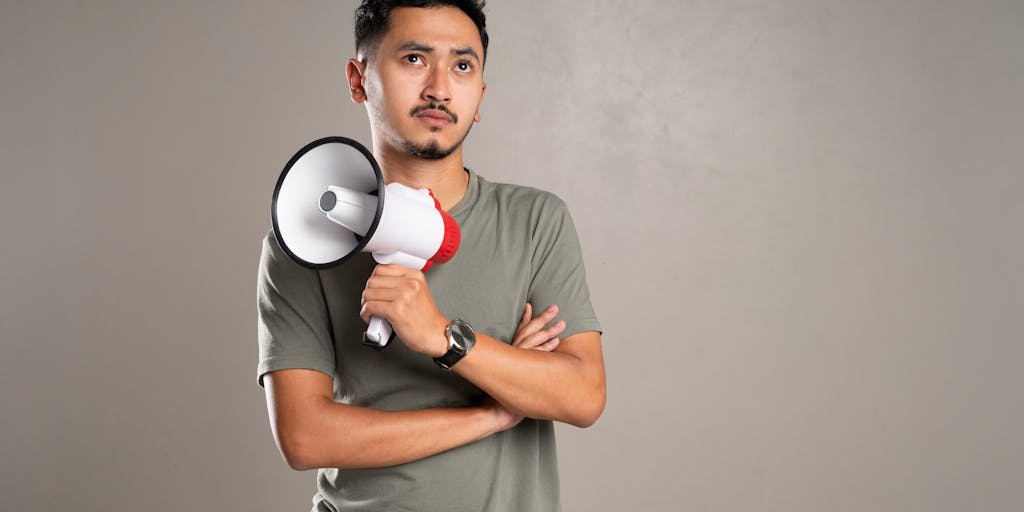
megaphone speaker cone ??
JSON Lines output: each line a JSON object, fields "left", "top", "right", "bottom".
{"left": 271, "top": 137, "right": 384, "bottom": 269}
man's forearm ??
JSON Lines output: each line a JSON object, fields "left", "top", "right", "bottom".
{"left": 282, "top": 399, "right": 495, "bottom": 470}
{"left": 266, "top": 370, "right": 501, "bottom": 471}
{"left": 451, "top": 331, "right": 605, "bottom": 427}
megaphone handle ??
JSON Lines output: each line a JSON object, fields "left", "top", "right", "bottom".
{"left": 363, "top": 315, "right": 395, "bottom": 350}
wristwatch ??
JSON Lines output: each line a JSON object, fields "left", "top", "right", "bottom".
{"left": 433, "top": 319, "right": 476, "bottom": 370}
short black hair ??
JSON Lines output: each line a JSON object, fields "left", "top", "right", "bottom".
{"left": 354, "top": 0, "right": 489, "bottom": 64}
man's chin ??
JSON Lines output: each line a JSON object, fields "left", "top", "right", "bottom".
{"left": 390, "top": 122, "right": 474, "bottom": 161}
{"left": 399, "top": 139, "right": 448, "bottom": 158}
{"left": 400, "top": 137, "right": 461, "bottom": 160}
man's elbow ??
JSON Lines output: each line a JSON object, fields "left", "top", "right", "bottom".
{"left": 557, "top": 334, "right": 606, "bottom": 428}
{"left": 567, "top": 384, "right": 606, "bottom": 428}
{"left": 274, "top": 423, "right": 322, "bottom": 471}
{"left": 284, "top": 451, "right": 318, "bottom": 472}
{"left": 264, "top": 370, "right": 340, "bottom": 471}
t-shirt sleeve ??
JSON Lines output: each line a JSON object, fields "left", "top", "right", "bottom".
{"left": 527, "top": 195, "right": 602, "bottom": 339}
{"left": 255, "top": 231, "right": 336, "bottom": 387}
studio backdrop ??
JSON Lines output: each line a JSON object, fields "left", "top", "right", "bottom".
{"left": 1, "top": 1, "right": 1021, "bottom": 510}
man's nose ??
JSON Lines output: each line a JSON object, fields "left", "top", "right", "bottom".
{"left": 422, "top": 65, "right": 451, "bottom": 103}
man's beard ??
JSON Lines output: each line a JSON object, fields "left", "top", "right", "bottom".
{"left": 399, "top": 122, "right": 474, "bottom": 160}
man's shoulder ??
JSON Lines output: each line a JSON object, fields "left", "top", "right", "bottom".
{"left": 475, "top": 172, "right": 568, "bottom": 214}
{"left": 258, "top": 228, "right": 286, "bottom": 266}
{"left": 259, "top": 228, "right": 302, "bottom": 269}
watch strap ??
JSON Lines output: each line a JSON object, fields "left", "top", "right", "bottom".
{"left": 433, "top": 347, "right": 465, "bottom": 370}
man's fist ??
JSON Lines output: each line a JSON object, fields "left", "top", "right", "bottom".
{"left": 360, "top": 264, "right": 449, "bottom": 357}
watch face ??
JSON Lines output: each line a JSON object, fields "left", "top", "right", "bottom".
{"left": 449, "top": 320, "right": 475, "bottom": 350}
{"left": 436, "top": 319, "right": 476, "bottom": 370}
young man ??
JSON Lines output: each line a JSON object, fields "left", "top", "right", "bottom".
{"left": 256, "top": 1, "right": 605, "bottom": 510}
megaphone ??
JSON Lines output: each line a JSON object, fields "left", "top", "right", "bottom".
{"left": 271, "top": 136, "right": 461, "bottom": 350}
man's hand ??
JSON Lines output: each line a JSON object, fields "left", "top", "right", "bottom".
{"left": 512, "top": 303, "right": 566, "bottom": 352}
{"left": 480, "top": 395, "right": 524, "bottom": 433}
{"left": 360, "top": 264, "right": 449, "bottom": 356}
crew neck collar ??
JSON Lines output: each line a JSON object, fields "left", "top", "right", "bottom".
{"left": 447, "top": 167, "right": 480, "bottom": 221}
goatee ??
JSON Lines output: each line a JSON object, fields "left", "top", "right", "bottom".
{"left": 400, "top": 138, "right": 459, "bottom": 160}
{"left": 401, "top": 122, "right": 474, "bottom": 160}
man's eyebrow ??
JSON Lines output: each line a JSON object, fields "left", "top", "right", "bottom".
{"left": 395, "top": 42, "right": 480, "bottom": 63}
{"left": 452, "top": 46, "right": 480, "bottom": 62}
{"left": 396, "top": 42, "right": 435, "bottom": 54}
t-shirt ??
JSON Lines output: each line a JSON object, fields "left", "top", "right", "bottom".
{"left": 256, "top": 168, "right": 601, "bottom": 512}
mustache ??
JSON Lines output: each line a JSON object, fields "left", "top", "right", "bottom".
{"left": 410, "top": 103, "right": 458, "bottom": 123}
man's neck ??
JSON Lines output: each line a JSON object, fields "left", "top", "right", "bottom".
{"left": 374, "top": 144, "right": 470, "bottom": 212}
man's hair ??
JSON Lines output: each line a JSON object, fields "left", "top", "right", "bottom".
{"left": 354, "top": 0, "right": 489, "bottom": 64}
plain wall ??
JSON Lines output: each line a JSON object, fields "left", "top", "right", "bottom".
{"left": 2, "top": 0, "right": 1022, "bottom": 510}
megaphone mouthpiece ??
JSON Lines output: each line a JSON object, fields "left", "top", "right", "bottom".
{"left": 429, "top": 208, "right": 461, "bottom": 266}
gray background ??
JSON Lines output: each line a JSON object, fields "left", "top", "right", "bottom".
{"left": 2, "top": 0, "right": 1022, "bottom": 510}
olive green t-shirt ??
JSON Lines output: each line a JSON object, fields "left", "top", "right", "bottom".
{"left": 256, "top": 169, "right": 601, "bottom": 512}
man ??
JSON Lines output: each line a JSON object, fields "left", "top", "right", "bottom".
{"left": 256, "top": 1, "right": 605, "bottom": 510}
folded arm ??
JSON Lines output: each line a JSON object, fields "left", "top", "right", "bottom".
{"left": 263, "top": 368, "right": 523, "bottom": 470}
{"left": 455, "top": 329, "right": 605, "bottom": 427}
{"left": 361, "top": 265, "right": 607, "bottom": 428}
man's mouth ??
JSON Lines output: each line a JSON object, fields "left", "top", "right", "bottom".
{"left": 411, "top": 104, "right": 457, "bottom": 124}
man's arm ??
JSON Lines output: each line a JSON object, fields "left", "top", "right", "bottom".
{"left": 262, "top": 303, "right": 561, "bottom": 471}
{"left": 454, "top": 329, "right": 605, "bottom": 428}
{"left": 360, "top": 265, "right": 607, "bottom": 428}
{"left": 264, "top": 368, "right": 522, "bottom": 471}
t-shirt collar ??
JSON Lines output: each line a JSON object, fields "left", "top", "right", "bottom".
{"left": 447, "top": 167, "right": 480, "bottom": 222}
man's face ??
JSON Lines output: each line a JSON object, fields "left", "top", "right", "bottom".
{"left": 359, "top": 6, "right": 486, "bottom": 160}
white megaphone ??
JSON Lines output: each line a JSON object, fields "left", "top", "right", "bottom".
{"left": 271, "top": 136, "right": 461, "bottom": 350}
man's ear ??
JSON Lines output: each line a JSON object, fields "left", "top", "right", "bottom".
{"left": 346, "top": 58, "right": 367, "bottom": 104}
{"left": 475, "top": 82, "right": 487, "bottom": 122}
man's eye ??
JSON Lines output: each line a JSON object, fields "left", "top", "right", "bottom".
{"left": 456, "top": 62, "right": 472, "bottom": 72}
{"left": 405, "top": 55, "right": 421, "bottom": 64}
